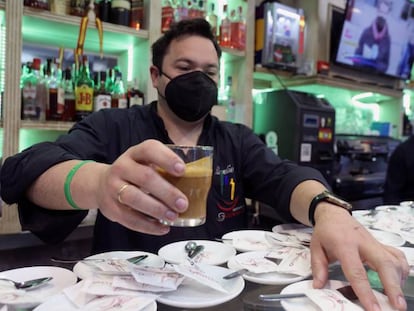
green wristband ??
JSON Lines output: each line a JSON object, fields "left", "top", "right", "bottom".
{"left": 64, "top": 160, "right": 94, "bottom": 210}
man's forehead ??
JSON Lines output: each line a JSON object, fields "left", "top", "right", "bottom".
{"left": 166, "top": 36, "right": 218, "bottom": 60}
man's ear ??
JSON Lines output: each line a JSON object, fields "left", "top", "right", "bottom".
{"left": 149, "top": 65, "right": 160, "bottom": 87}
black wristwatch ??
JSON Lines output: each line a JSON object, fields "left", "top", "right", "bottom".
{"left": 308, "top": 191, "right": 352, "bottom": 226}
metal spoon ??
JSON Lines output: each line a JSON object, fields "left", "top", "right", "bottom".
{"left": 184, "top": 241, "right": 197, "bottom": 256}
{"left": 0, "top": 277, "right": 53, "bottom": 290}
{"left": 259, "top": 284, "right": 359, "bottom": 301}
{"left": 50, "top": 254, "right": 148, "bottom": 265}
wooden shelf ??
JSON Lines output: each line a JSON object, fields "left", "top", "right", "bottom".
{"left": 253, "top": 66, "right": 404, "bottom": 99}
{"left": 23, "top": 8, "right": 148, "bottom": 55}
{"left": 21, "top": 120, "right": 74, "bottom": 131}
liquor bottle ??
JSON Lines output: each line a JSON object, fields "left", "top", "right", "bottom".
{"left": 24, "top": 0, "right": 50, "bottom": 10}
{"left": 62, "top": 68, "right": 76, "bottom": 122}
{"left": 223, "top": 76, "right": 235, "bottom": 122}
{"left": 94, "top": 71, "right": 112, "bottom": 111}
{"left": 111, "top": 69, "right": 128, "bottom": 108}
{"left": 105, "top": 68, "right": 114, "bottom": 94}
{"left": 48, "top": 58, "right": 64, "bottom": 120}
{"left": 128, "top": 78, "right": 144, "bottom": 106}
{"left": 230, "top": 6, "right": 246, "bottom": 50}
{"left": 36, "top": 61, "right": 49, "bottom": 122}
{"left": 99, "top": 0, "right": 111, "bottom": 22}
{"left": 175, "top": 0, "right": 188, "bottom": 22}
{"left": 21, "top": 58, "right": 40, "bottom": 120}
{"left": 111, "top": 0, "right": 131, "bottom": 26}
{"left": 75, "top": 55, "right": 94, "bottom": 121}
{"left": 50, "top": 0, "right": 69, "bottom": 15}
{"left": 205, "top": 2, "right": 218, "bottom": 40}
{"left": 197, "top": 0, "right": 205, "bottom": 18}
{"left": 70, "top": 0, "right": 87, "bottom": 17}
{"left": 130, "top": 0, "right": 144, "bottom": 30}
{"left": 188, "top": 0, "right": 198, "bottom": 19}
{"left": 218, "top": 75, "right": 231, "bottom": 106}
{"left": 219, "top": 4, "right": 231, "bottom": 48}
{"left": 161, "top": 0, "right": 174, "bottom": 33}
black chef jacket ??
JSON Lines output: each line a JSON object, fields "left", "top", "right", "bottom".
{"left": 1, "top": 102, "right": 327, "bottom": 254}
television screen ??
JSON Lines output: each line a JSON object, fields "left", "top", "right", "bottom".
{"left": 335, "top": 0, "right": 414, "bottom": 80}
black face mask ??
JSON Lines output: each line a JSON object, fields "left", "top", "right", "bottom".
{"left": 160, "top": 70, "right": 218, "bottom": 122}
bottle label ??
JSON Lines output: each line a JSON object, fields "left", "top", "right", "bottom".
{"left": 112, "top": 0, "right": 131, "bottom": 9}
{"left": 94, "top": 94, "right": 112, "bottom": 111}
{"left": 161, "top": 6, "right": 174, "bottom": 32}
{"left": 75, "top": 85, "right": 94, "bottom": 112}
{"left": 118, "top": 98, "right": 128, "bottom": 109}
{"left": 57, "top": 87, "right": 65, "bottom": 114}
{"left": 22, "top": 85, "right": 38, "bottom": 119}
{"left": 130, "top": 95, "right": 143, "bottom": 106}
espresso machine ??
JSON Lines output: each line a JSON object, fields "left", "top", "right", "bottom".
{"left": 253, "top": 89, "right": 336, "bottom": 185}
{"left": 333, "top": 134, "right": 401, "bottom": 209}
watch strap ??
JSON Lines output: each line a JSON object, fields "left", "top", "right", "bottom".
{"left": 308, "top": 191, "right": 352, "bottom": 226}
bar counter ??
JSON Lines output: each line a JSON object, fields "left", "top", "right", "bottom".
{"left": 1, "top": 232, "right": 414, "bottom": 310}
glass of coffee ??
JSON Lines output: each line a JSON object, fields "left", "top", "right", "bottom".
{"left": 158, "top": 145, "right": 213, "bottom": 227}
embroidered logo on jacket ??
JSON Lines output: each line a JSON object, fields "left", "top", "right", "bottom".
{"left": 214, "top": 164, "right": 243, "bottom": 221}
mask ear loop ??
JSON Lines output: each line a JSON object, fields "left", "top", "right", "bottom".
{"left": 156, "top": 67, "right": 169, "bottom": 101}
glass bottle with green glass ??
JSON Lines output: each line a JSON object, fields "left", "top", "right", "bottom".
{"left": 75, "top": 55, "right": 94, "bottom": 121}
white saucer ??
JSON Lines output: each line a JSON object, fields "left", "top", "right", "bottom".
{"left": 33, "top": 293, "right": 157, "bottom": 311}
{"left": 158, "top": 240, "right": 236, "bottom": 265}
{"left": 0, "top": 266, "right": 77, "bottom": 309}
{"left": 73, "top": 251, "right": 165, "bottom": 279}
{"left": 397, "top": 247, "right": 414, "bottom": 276}
{"left": 280, "top": 279, "right": 348, "bottom": 311}
{"left": 375, "top": 205, "right": 401, "bottom": 212}
{"left": 221, "top": 230, "right": 273, "bottom": 252}
{"left": 368, "top": 229, "right": 406, "bottom": 247}
{"left": 272, "top": 223, "right": 313, "bottom": 234}
{"left": 227, "top": 251, "right": 311, "bottom": 285}
{"left": 156, "top": 264, "right": 244, "bottom": 308}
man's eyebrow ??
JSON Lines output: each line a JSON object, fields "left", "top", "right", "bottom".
{"left": 174, "top": 58, "right": 218, "bottom": 68}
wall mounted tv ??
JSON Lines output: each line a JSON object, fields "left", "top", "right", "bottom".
{"left": 334, "top": 0, "right": 414, "bottom": 80}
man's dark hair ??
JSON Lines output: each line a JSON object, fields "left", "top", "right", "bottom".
{"left": 152, "top": 18, "right": 222, "bottom": 71}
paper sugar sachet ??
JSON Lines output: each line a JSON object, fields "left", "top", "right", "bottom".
{"left": 265, "top": 232, "right": 307, "bottom": 249}
{"left": 174, "top": 262, "right": 229, "bottom": 293}
{"left": 276, "top": 248, "right": 311, "bottom": 277}
{"left": 114, "top": 274, "right": 177, "bottom": 293}
{"left": 83, "top": 259, "right": 131, "bottom": 274}
{"left": 305, "top": 289, "right": 363, "bottom": 311}
{"left": 235, "top": 256, "right": 279, "bottom": 274}
{"left": 80, "top": 295, "right": 155, "bottom": 311}
{"left": 231, "top": 237, "right": 272, "bottom": 251}
{"left": 130, "top": 265, "right": 184, "bottom": 291}
{"left": 63, "top": 280, "right": 98, "bottom": 307}
{"left": 63, "top": 277, "right": 158, "bottom": 310}
{"left": 0, "top": 281, "right": 27, "bottom": 304}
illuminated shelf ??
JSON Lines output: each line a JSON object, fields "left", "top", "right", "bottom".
{"left": 253, "top": 67, "right": 404, "bottom": 99}
{"left": 21, "top": 120, "right": 74, "bottom": 131}
{"left": 221, "top": 47, "right": 246, "bottom": 61}
{"left": 22, "top": 8, "right": 149, "bottom": 55}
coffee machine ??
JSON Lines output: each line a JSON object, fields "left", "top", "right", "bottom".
{"left": 253, "top": 89, "right": 336, "bottom": 185}
{"left": 333, "top": 134, "right": 401, "bottom": 209}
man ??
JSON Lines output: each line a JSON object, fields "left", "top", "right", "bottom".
{"left": 1, "top": 19, "right": 408, "bottom": 311}
{"left": 384, "top": 134, "right": 414, "bottom": 204}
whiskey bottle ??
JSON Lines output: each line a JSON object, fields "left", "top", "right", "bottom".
{"left": 111, "top": 70, "right": 127, "bottom": 108}
{"left": 94, "top": 71, "right": 112, "bottom": 111}
{"left": 128, "top": 78, "right": 144, "bottom": 106}
{"left": 62, "top": 68, "right": 76, "bottom": 122}
{"left": 75, "top": 55, "right": 94, "bottom": 121}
